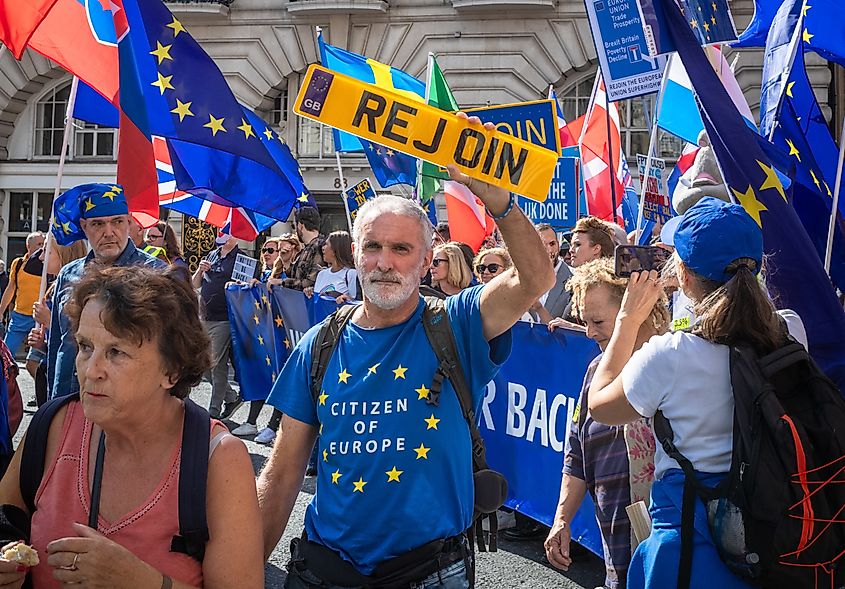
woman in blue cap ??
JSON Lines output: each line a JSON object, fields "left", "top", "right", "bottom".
{"left": 584, "top": 197, "right": 798, "bottom": 589}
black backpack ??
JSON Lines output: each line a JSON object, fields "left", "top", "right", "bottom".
{"left": 18, "top": 393, "right": 212, "bottom": 562}
{"left": 309, "top": 297, "right": 508, "bottom": 552}
{"left": 654, "top": 340, "right": 845, "bottom": 589}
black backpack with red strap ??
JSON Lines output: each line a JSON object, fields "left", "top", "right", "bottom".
{"left": 654, "top": 340, "right": 845, "bottom": 589}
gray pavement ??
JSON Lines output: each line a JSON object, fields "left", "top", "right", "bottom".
{"left": 14, "top": 369, "right": 604, "bottom": 589}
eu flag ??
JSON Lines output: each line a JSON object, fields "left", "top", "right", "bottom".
{"left": 643, "top": 0, "right": 737, "bottom": 54}
{"left": 734, "top": 0, "right": 845, "bottom": 67}
{"left": 655, "top": 0, "right": 845, "bottom": 387}
{"left": 118, "top": 0, "right": 301, "bottom": 224}
{"left": 226, "top": 284, "right": 291, "bottom": 401}
{"left": 362, "top": 141, "right": 417, "bottom": 188}
{"left": 317, "top": 31, "right": 426, "bottom": 153}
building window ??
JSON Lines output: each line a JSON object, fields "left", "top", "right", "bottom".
{"left": 5, "top": 190, "right": 53, "bottom": 261}
{"left": 557, "top": 76, "right": 682, "bottom": 160}
{"left": 34, "top": 82, "right": 116, "bottom": 160}
{"left": 297, "top": 117, "right": 335, "bottom": 158}
{"left": 272, "top": 89, "right": 288, "bottom": 126}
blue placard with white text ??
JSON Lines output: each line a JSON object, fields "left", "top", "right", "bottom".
{"left": 584, "top": 0, "right": 666, "bottom": 101}
{"left": 519, "top": 157, "right": 579, "bottom": 229}
{"left": 467, "top": 100, "right": 561, "bottom": 154}
{"left": 344, "top": 178, "right": 377, "bottom": 222}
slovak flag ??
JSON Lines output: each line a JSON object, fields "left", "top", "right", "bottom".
{"left": 153, "top": 136, "right": 274, "bottom": 241}
{"left": 579, "top": 81, "right": 626, "bottom": 226}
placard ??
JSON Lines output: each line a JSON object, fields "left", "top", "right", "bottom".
{"left": 636, "top": 154, "right": 672, "bottom": 222}
{"left": 344, "top": 178, "right": 377, "bottom": 222}
{"left": 583, "top": 0, "right": 666, "bottom": 101}
{"left": 467, "top": 100, "right": 561, "bottom": 154}
{"left": 519, "top": 157, "right": 580, "bottom": 229}
{"left": 293, "top": 64, "right": 559, "bottom": 202}
{"left": 231, "top": 253, "right": 258, "bottom": 284}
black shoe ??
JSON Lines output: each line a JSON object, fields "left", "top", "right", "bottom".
{"left": 219, "top": 398, "right": 243, "bottom": 420}
{"left": 501, "top": 522, "right": 547, "bottom": 541}
{"left": 26, "top": 400, "right": 37, "bottom": 408}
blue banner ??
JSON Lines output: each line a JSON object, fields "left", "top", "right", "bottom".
{"left": 344, "top": 178, "right": 378, "bottom": 223}
{"left": 518, "top": 157, "right": 579, "bottom": 230}
{"left": 467, "top": 100, "right": 561, "bottom": 154}
{"left": 227, "top": 288, "right": 604, "bottom": 555}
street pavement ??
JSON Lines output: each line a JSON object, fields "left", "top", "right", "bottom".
{"left": 14, "top": 369, "right": 604, "bottom": 589}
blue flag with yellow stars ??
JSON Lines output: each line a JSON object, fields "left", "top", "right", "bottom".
{"left": 119, "top": 0, "right": 301, "bottom": 221}
{"left": 735, "top": 0, "right": 845, "bottom": 66}
{"left": 51, "top": 183, "right": 128, "bottom": 246}
{"left": 225, "top": 284, "right": 292, "bottom": 402}
{"left": 656, "top": 0, "right": 845, "bottom": 387}
{"left": 644, "top": 0, "right": 737, "bottom": 53}
{"left": 317, "top": 31, "right": 426, "bottom": 153}
{"left": 767, "top": 45, "right": 845, "bottom": 292}
{"left": 362, "top": 141, "right": 418, "bottom": 188}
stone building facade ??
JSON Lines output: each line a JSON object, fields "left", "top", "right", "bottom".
{"left": 0, "top": 0, "right": 841, "bottom": 260}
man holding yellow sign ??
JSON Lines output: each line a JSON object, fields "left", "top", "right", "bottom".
{"left": 294, "top": 64, "right": 559, "bottom": 202}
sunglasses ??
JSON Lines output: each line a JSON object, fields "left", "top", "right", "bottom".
{"left": 261, "top": 247, "right": 278, "bottom": 254}
{"left": 431, "top": 258, "right": 449, "bottom": 267}
{"left": 476, "top": 263, "right": 501, "bottom": 274}
{"left": 147, "top": 234, "right": 163, "bottom": 240}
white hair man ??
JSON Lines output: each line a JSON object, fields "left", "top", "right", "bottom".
{"left": 257, "top": 149, "right": 555, "bottom": 587}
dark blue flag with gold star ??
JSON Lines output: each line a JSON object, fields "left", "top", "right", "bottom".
{"left": 361, "top": 141, "right": 418, "bottom": 188}
{"left": 656, "top": 0, "right": 845, "bottom": 386}
{"left": 226, "top": 284, "right": 291, "bottom": 401}
{"left": 642, "top": 0, "right": 737, "bottom": 54}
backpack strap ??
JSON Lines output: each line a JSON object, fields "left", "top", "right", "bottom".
{"left": 170, "top": 398, "right": 211, "bottom": 562}
{"left": 19, "top": 393, "right": 80, "bottom": 514}
{"left": 309, "top": 304, "right": 359, "bottom": 403}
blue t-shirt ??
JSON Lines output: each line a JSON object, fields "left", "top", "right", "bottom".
{"left": 267, "top": 286, "right": 511, "bottom": 574}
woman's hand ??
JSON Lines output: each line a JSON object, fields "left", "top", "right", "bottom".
{"left": 267, "top": 278, "right": 282, "bottom": 287}
{"left": 32, "top": 301, "right": 50, "bottom": 326}
{"left": 0, "top": 558, "right": 29, "bottom": 588}
{"left": 47, "top": 524, "right": 161, "bottom": 589}
{"left": 303, "top": 287, "right": 314, "bottom": 298}
{"left": 618, "top": 270, "right": 663, "bottom": 328}
{"left": 335, "top": 294, "right": 351, "bottom": 305}
{"left": 544, "top": 519, "right": 572, "bottom": 571}
{"left": 27, "top": 328, "right": 46, "bottom": 352}
{"left": 547, "top": 318, "right": 586, "bottom": 333}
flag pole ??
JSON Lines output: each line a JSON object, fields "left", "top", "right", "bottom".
{"left": 636, "top": 53, "right": 672, "bottom": 243}
{"left": 604, "top": 91, "right": 619, "bottom": 225}
{"left": 824, "top": 117, "right": 845, "bottom": 274}
{"left": 577, "top": 70, "right": 602, "bottom": 147}
{"left": 335, "top": 150, "right": 354, "bottom": 231}
{"left": 39, "top": 75, "right": 80, "bottom": 303}
{"left": 766, "top": 2, "right": 806, "bottom": 142}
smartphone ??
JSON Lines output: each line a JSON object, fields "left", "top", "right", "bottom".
{"left": 614, "top": 245, "right": 670, "bottom": 278}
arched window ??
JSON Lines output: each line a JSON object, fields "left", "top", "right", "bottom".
{"left": 558, "top": 74, "right": 683, "bottom": 160}
{"left": 34, "top": 82, "right": 116, "bottom": 159}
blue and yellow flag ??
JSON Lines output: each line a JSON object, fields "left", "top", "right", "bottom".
{"left": 656, "top": 0, "right": 845, "bottom": 387}
{"left": 361, "top": 141, "right": 417, "bottom": 188}
{"left": 317, "top": 31, "right": 425, "bottom": 153}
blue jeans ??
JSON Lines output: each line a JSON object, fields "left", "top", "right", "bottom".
{"left": 3, "top": 311, "right": 35, "bottom": 357}
{"left": 284, "top": 559, "right": 470, "bottom": 589}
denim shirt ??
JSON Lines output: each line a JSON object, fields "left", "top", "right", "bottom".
{"left": 47, "top": 240, "right": 166, "bottom": 399}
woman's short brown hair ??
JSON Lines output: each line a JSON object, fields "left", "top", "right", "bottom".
{"left": 65, "top": 266, "right": 211, "bottom": 399}
{"left": 573, "top": 216, "right": 616, "bottom": 258}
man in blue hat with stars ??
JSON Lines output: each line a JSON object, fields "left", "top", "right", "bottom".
{"left": 46, "top": 183, "right": 166, "bottom": 399}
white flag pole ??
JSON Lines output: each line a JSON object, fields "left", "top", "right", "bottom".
{"left": 577, "top": 70, "right": 602, "bottom": 148}
{"left": 335, "top": 150, "right": 354, "bottom": 231}
{"left": 39, "top": 75, "right": 80, "bottom": 304}
{"left": 635, "top": 53, "right": 672, "bottom": 245}
{"left": 824, "top": 117, "right": 845, "bottom": 274}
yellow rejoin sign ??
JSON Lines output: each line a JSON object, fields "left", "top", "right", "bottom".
{"left": 293, "top": 64, "right": 558, "bottom": 202}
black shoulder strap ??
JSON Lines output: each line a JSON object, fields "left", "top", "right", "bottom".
{"left": 170, "top": 398, "right": 211, "bottom": 562}
{"left": 19, "top": 393, "right": 80, "bottom": 514}
{"left": 420, "top": 296, "right": 490, "bottom": 474}
{"left": 309, "top": 304, "right": 359, "bottom": 403}
{"left": 10, "top": 257, "right": 22, "bottom": 286}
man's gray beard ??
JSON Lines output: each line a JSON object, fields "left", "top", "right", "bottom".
{"left": 357, "top": 259, "right": 424, "bottom": 310}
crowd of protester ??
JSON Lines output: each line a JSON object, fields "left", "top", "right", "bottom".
{"left": 0, "top": 171, "right": 840, "bottom": 589}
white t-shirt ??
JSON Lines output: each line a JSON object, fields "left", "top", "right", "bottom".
{"left": 622, "top": 315, "right": 806, "bottom": 479}
{"left": 314, "top": 267, "right": 357, "bottom": 299}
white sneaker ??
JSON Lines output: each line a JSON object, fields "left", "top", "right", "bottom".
{"left": 254, "top": 427, "right": 276, "bottom": 445}
{"left": 231, "top": 422, "right": 258, "bottom": 437}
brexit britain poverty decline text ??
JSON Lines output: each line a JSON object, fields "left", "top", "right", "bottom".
{"left": 293, "top": 64, "right": 559, "bottom": 202}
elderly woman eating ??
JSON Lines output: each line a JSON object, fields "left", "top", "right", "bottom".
{"left": 0, "top": 266, "right": 263, "bottom": 589}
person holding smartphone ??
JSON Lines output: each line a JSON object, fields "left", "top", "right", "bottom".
{"left": 313, "top": 231, "right": 357, "bottom": 303}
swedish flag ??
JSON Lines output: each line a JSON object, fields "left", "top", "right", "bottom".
{"left": 317, "top": 31, "right": 425, "bottom": 152}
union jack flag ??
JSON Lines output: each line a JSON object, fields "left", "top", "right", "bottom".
{"left": 153, "top": 136, "right": 274, "bottom": 241}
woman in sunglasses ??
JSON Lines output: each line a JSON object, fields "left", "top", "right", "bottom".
{"left": 473, "top": 247, "right": 512, "bottom": 285}
{"left": 430, "top": 243, "right": 473, "bottom": 296}
{"left": 259, "top": 238, "right": 283, "bottom": 281}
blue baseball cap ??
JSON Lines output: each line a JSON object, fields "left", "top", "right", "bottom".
{"left": 669, "top": 196, "right": 763, "bottom": 283}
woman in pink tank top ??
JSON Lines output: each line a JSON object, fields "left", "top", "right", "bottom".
{"left": 0, "top": 265, "right": 263, "bottom": 589}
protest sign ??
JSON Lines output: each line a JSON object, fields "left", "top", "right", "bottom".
{"left": 231, "top": 253, "right": 258, "bottom": 284}
{"left": 467, "top": 100, "right": 561, "bottom": 153}
{"left": 293, "top": 64, "right": 558, "bottom": 202}
{"left": 583, "top": 0, "right": 666, "bottom": 101}
{"left": 344, "top": 178, "right": 377, "bottom": 222}
{"left": 636, "top": 154, "right": 672, "bottom": 222}
{"left": 519, "top": 157, "right": 579, "bottom": 229}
